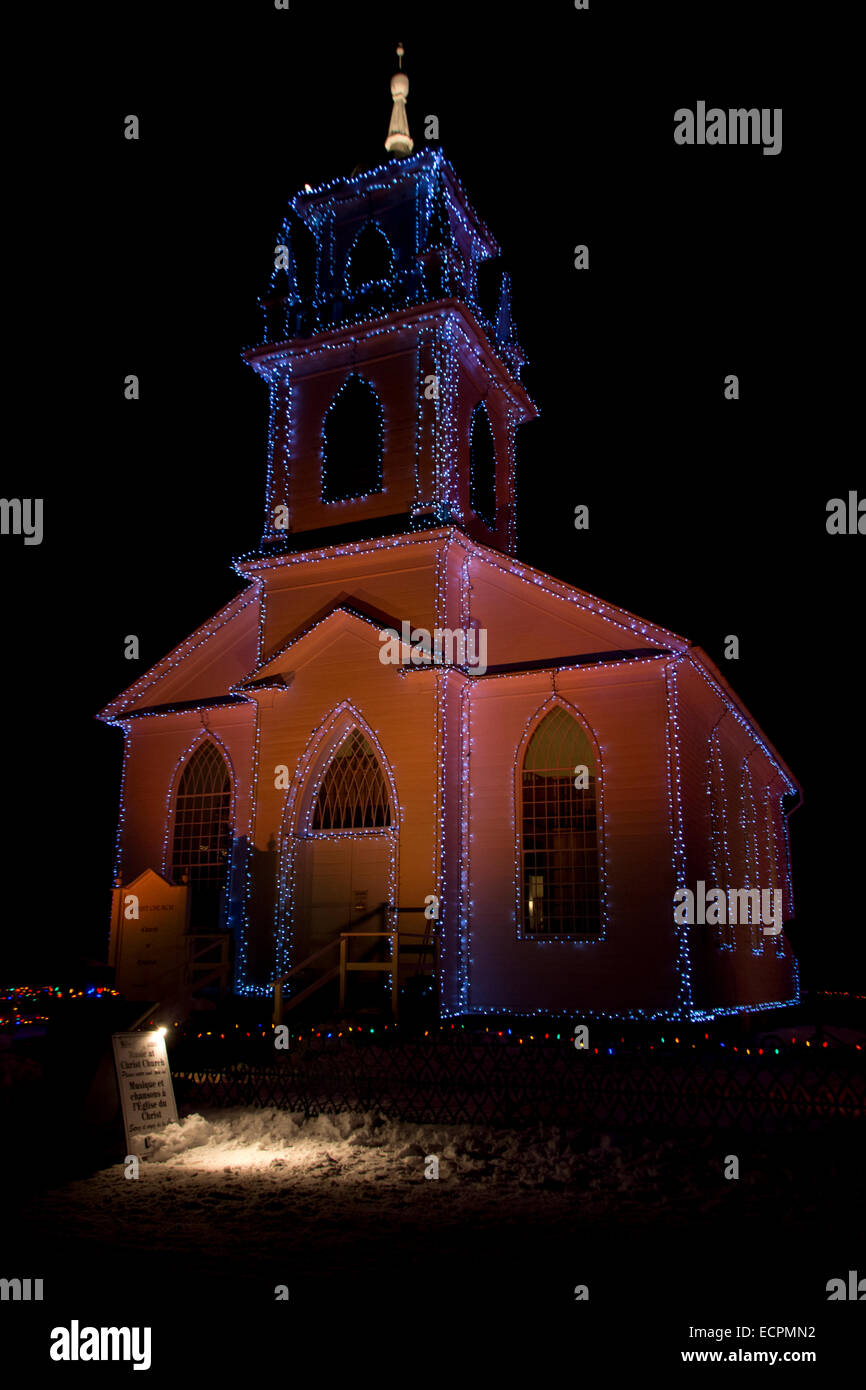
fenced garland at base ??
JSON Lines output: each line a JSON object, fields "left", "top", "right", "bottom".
{"left": 170, "top": 1038, "right": 864, "bottom": 1132}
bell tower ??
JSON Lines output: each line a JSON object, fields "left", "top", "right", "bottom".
{"left": 243, "top": 46, "right": 537, "bottom": 558}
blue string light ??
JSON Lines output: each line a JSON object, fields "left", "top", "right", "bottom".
{"left": 99, "top": 139, "right": 800, "bottom": 1022}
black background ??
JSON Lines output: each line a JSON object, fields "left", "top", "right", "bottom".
{"left": 1, "top": 1, "right": 862, "bottom": 1376}
{"left": 2, "top": 4, "right": 860, "bottom": 986}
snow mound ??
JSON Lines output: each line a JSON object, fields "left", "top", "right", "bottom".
{"left": 145, "top": 1113, "right": 214, "bottom": 1159}
{"left": 144, "top": 1108, "right": 392, "bottom": 1170}
{"left": 138, "top": 1107, "right": 598, "bottom": 1189}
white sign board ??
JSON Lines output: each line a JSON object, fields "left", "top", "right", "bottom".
{"left": 112, "top": 1031, "right": 178, "bottom": 1155}
{"left": 110, "top": 869, "right": 188, "bottom": 1001}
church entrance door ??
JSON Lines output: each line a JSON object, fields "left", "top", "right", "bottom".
{"left": 294, "top": 833, "right": 391, "bottom": 961}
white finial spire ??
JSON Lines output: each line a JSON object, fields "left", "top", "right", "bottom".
{"left": 385, "top": 42, "right": 413, "bottom": 156}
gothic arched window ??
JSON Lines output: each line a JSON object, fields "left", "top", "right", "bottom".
{"left": 171, "top": 740, "right": 232, "bottom": 930}
{"left": 476, "top": 259, "right": 503, "bottom": 326}
{"left": 469, "top": 401, "right": 497, "bottom": 527}
{"left": 313, "top": 729, "right": 392, "bottom": 830}
{"left": 322, "top": 374, "right": 384, "bottom": 502}
{"left": 346, "top": 221, "right": 393, "bottom": 292}
{"left": 521, "top": 707, "right": 601, "bottom": 935}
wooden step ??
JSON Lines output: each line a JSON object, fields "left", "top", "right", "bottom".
{"left": 282, "top": 964, "right": 340, "bottom": 1014}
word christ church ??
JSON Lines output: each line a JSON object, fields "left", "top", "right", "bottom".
{"left": 100, "top": 52, "right": 800, "bottom": 1022}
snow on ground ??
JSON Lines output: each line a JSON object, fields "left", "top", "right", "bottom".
{"left": 24, "top": 1107, "right": 816, "bottom": 1263}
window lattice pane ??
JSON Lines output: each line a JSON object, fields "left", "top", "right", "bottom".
{"left": 313, "top": 730, "right": 391, "bottom": 830}
{"left": 522, "top": 708, "right": 601, "bottom": 935}
{"left": 172, "top": 743, "right": 231, "bottom": 927}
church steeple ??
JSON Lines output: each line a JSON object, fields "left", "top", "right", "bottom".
{"left": 384, "top": 43, "right": 413, "bottom": 157}
{"left": 244, "top": 67, "right": 537, "bottom": 559}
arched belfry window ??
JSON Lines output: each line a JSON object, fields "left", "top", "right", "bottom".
{"left": 285, "top": 211, "right": 316, "bottom": 300}
{"left": 322, "top": 374, "right": 384, "bottom": 503}
{"left": 469, "top": 401, "right": 497, "bottom": 527}
{"left": 521, "top": 707, "right": 601, "bottom": 936}
{"left": 312, "top": 729, "right": 391, "bottom": 830}
{"left": 346, "top": 221, "right": 393, "bottom": 292}
{"left": 171, "top": 741, "right": 232, "bottom": 929}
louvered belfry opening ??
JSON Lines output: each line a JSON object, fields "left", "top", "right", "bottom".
{"left": 522, "top": 707, "right": 601, "bottom": 935}
{"left": 312, "top": 729, "right": 392, "bottom": 830}
{"left": 286, "top": 210, "right": 316, "bottom": 301}
{"left": 172, "top": 740, "right": 232, "bottom": 929}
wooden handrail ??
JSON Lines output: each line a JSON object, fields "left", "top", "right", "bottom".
{"left": 330, "top": 903, "right": 389, "bottom": 930}
{"left": 269, "top": 916, "right": 397, "bottom": 988}
{"left": 280, "top": 965, "right": 341, "bottom": 1013}
{"left": 269, "top": 936, "right": 340, "bottom": 988}
{"left": 271, "top": 903, "right": 436, "bottom": 1024}
{"left": 338, "top": 931, "right": 395, "bottom": 938}
{"left": 187, "top": 933, "right": 231, "bottom": 996}
{"left": 188, "top": 935, "right": 230, "bottom": 964}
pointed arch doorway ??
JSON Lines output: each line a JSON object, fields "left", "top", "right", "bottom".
{"left": 290, "top": 725, "right": 397, "bottom": 966}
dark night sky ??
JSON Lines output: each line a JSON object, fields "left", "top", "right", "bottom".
{"left": 3, "top": 3, "right": 860, "bottom": 988}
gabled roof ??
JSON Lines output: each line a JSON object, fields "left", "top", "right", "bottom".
{"left": 233, "top": 603, "right": 403, "bottom": 689}
{"left": 459, "top": 533, "right": 692, "bottom": 655}
{"left": 97, "top": 527, "right": 797, "bottom": 796}
{"left": 457, "top": 535, "right": 798, "bottom": 789}
{"left": 234, "top": 599, "right": 405, "bottom": 688}
{"left": 97, "top": 585, "right": 260, "bottom": 723}
{"left": 687, "top": 648, "right": 800, "bottom": 793}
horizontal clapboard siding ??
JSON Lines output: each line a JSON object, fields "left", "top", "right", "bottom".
{"left": 462, "top": 663, "right": 678, "bottom": 1015}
